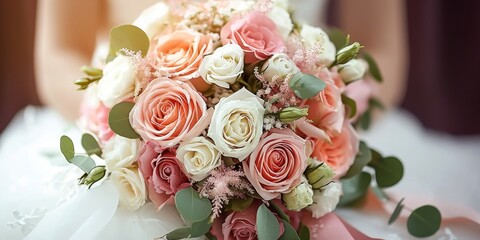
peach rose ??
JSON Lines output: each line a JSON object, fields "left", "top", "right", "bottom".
{"left": 303, "top": 70, "right": 345, "bottom": 135}
{"left": 130, "top": 78, "right": 207, "bottom": 147}
{"left": 149, "top": 30, "right": 213, "bottom": 90}
{"left": 310, "top": 123, "right": 359, "bottom": 178}
{"left": 243, "top": 128, "right": 307, "bottom": 200}
{"left": 221, "top": 11, "right": 285, "bottom": 63}
{"left": 138, "top": 142, "right": 190, "bottom": 210}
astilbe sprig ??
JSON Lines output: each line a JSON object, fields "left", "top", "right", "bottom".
{"left": 199, "top": 164, "right": 255, "bottom": 220}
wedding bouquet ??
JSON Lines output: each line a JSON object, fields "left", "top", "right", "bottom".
{"left": 57, "top": 0, "right": 440, "bottom": 239}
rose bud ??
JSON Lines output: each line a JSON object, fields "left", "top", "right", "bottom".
{"left": 336, "top": 42, "right": 362, "bottom": 65}
{"left": 305, "top": 159, "right": 335, "bottom": 190}
{"left": 278, "top": 107, "right": 308, "bottom": 123}
{"left": 282, "top": 177, "right": 314, "bottom": 211}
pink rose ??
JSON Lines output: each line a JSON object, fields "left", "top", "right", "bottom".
{"left": 149, "top": 30, "right": 213, "bottom": 91}
{"left": 130, "top": 78, "right": 207, "bottom": 147}
{"left": 310, "top": 123, "right": 359, "bottom": 178}
{"left": 243, "top": 129, "right": 307, "bottom": 200}
{"left": 138, "top": 142, "right": 190, "bottom": 209}
{"left": 343, "top": 78, "right": 376, "bottom": 120}
{"left": 211, "top": 202, "right": 284, "bottom": 240}
{"left": 80, "top": 97, "right": 114, "bottom": 144}
{"left": 302, "top": 70, "right": 345, "bottom": 135}
{"left": 221, "top": 11, "right": 285, "bottom": 63}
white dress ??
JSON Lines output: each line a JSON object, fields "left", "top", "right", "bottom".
{"left": 1, "top": 0, "right": 479, "bottom": 239}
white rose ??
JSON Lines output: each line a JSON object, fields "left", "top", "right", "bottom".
{"left": 338, "top": 59, "right": 368, "bottom": 83}
{"left": 300, "top": 24, "right": 336, "bottom": 66}
{"left": 103, "top": 135, "right": 141, "bottom": 171}
{"left": 208, "top": 88, "right": 264, "bottom": 161}
{"left": 132, "top": 2, "right": 171, "bottom": 39}
{"left": 176, "top": 137, "right": 222, "bottom": 181}
{"left": 267, "top": 7, "right": 293, "bottom": 40}
{"left": 272, "top": 0, "right": 289, "bottom": 10}
{"left": 282, "top": 177, "right": 314, "bottom": 211}
{"left": 308, "top": 182, "right": 342, "bottom": 218}
{"left": 261, "top": 53, "right": 299, "bottom": 83}
{"left": 97, "top": 55, "right": 137, "bottom": 107}
{"left": 199, "top": 44, "right": 244, "bottom": 88}
{"left": 227, "top": 0, "right": 255, "bottom": 14}
{"left": 111, "top": 167, "right": 146, "bottom": 211}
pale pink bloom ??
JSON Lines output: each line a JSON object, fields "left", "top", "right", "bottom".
{"left": 137, "top": 142, "right": 190, "bottom": 210}
{"left": 130, "top": 78, "right": 207, "bottom": 147}
{"left": 310, "top": 123, "right": 359, "bottom": 178}
{"left": 221, "top": 11, "right": 285, "bottom": 63}
{"left": 243, "top": 128, "right": 307, "bottom": 200}
{"left": 344, "top": 78, "right": 376, "bottom": 120}
{"left": 80, "top": 98, "right": 114, "bottom": 144}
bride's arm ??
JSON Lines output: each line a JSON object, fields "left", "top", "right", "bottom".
{"left": 335, "top": 0, "right": 408, "bottom": 108}
{"left": 35, "top": 0, "right": 100, "bottom": 120}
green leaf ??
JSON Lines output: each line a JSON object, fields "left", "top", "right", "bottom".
{"left": 164, "top": 227, "right": 192, "bottom": 240}
{"left": 226, "top": 197, "right": 253, "bottom": 212}
{"left": 106, "top": 24, "right": 149, "bottom": 62}
{"left": 205, "top": 233, "right": 218, "bottom": 240}
{"left": 338, "top": 172, "right": 371, "bottom": 206}
{"left": 257, "top": 204, "right": 280, "bottom": 240}
{"left": 298, "top": 222, "right": 310, "bottom": 240}
{"left": 80, "top": 65, "right": 103, "bottom": 77}
{"left": 60, "top": 135, "right": 75, "bottom": 160}
{"left": 343, "top": 141, "right": 371, "bottom": 179}
{"left": 407, "top": 205, "right": 442, "bottom": 238}
{"left": 108, "top": 102, "right": 140, "bottom": 139}
{"left": 269, "top": 201, "right": 290, "bottom": 223}
{"left": 81, "top": 133, "right": 103, "bottom": 157}
{"left": 175, "top": 187, "right": 212, "bottom": 223}
{"left": 279, "top": 219, "right": 300, "bottom": 240}
{"left": 369, "top": 98, "right": 385, "bottom": 110}
{"left": 68, "top": 155, "right": 96, "bottom": 174}
{"left": 358, "top": 109, "right": 372, "bottom": 130}
{"left": 191, "top": 218, "right": 212, "bottom": 237}
{"left": 328, "top": 28, "right": 349, "bottom": 50}
{"left": 389, "top": 198, "right": 405, "bottom": 225}
{"left": 289, "top": 73, "right": 326, "bottom": 99}
{"left": 369, "top": 156, "right": 404, "bottom": 188}
{"left": 362, "top": 52, "right": 383, "bottom": 82}
{"left": 341, "top": 94, "right": 357, "bottom": 119}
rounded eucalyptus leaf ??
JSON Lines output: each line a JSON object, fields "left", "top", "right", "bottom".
{"left": 371, "top": 156, "right": 404, "bottom": 188}
{"left": 108, "top": 102, "right": 140, "bottom": 139}
{"left": 256, "top": 204, "right": 280, "bottom": 240}
{"left": 175, "top": 187, "right": 212, "bottom": 223}
{"left": 388, "top": 198, "right": 405, "bottom": 225}
{"left": 279, "top": 219, "right": 300, "bottom": 240}
{"left": 106, "top": 25, "right": 149, "bottom": 62}
{"left": 407, "top": 205, "right": 442, "bottom": 238}
{"left": 81, "top": 133, "right": 102, "bottom": 157}
{"left": 338, "top": 172, "right": 371, "bottom": 206}
{"left": 60, "top": 135, "right": 75, "bottom": 160}
{"left": 343, "top": 141, "right": 371, "bottom": 179}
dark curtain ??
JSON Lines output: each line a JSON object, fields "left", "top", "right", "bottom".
{"left": 0, "top": 0, "right": 40, "bottom": 132}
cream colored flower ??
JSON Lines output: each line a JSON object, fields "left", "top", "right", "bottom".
{"left": 199, "top": 44, "right": 244, "bottom": 88}
{"left": 176, "top": 137, "right": 222, "bottom": 181}
{"left": 208, "top": 88, "right": 264, "bottom": 161}
{"left": 308, "top": 182, "right": 342, "bottom": 218}
{"left": 111, "top": 167, "right": 147, "bottom": 211}
{"left": 132, "top": 2, "right": 171, "bottom": 39}
{"left": 97, "top": 55, "right": 136, "bottom": 107}
{"left": 338, "top": 59, "right": 368, "bottom": 83}
{"left": 267, "top": 7, "right": 293, "bottom": 40}
{"left": 261, "top": 53, "right": 299, "bottom": 84}
{"left": 300, "top": 24, "right": 336, "bottom": 66}
{"left": 103, "top": 135, "right": 141, "bottom": 171}
{"left": 282, "top": 177, "right": 314, "bottom": 211}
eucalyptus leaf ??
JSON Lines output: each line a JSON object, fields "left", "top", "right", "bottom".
{"left": 108, "top": 102, "right": 140, "bottom": 139}
{"left": 191, "top": 217, "right": 212, "bottom": 237}
{"left": 369, "top": 156, "right": 404, "bottom": 188}
{"left": 175, "top": 187, "right": 212, "bottom": 223}
{"left": 256, "top": 204, "right": 280, "bottom": 240}
{"left": 226, "top": 197, "right": 253, "bottom": 212}
{"left": 269, "top": 201, "right": 290, "bottom": 223}
{"left": 81, "top": 133, "right": 103, "bottom": 157}
{"left": 298, "top": 222, "right": 310, "bottom": 240}
{"left": 407, "top": 205, "right": 442, "bottom": 238}
{"left": 363, "top": 52, "right": 383, "bottom": 82}
{"left": 358, "top": 109, "right": 372, "bottom": 130}
{"left": 289, "top": 73, "right": 326, "bottom": 99}
{"left": 106, "top": 24, "right": 149, "bottom": 62}
{"left": 389, "top": 198, "right": 405, "bottom": 225}
{"left": 328, "top": 28, "right": 349, "bottom": 50}
{"left": 60, "top": 135, "right": 75, "bottom": 160}
{"left": 68, "top": 155, "right": 96, "bottom": 174}
{"left": 338, "top": 172, "right": 371, "bottom": 206}
{"left": 341, "top": 94, "right": 357, "bottom": 119}
{"left": 164, "top": 227, "right": 192, "bottom": 240}
{"left": 279, "top": 219, "right": 300, "bottom": 240}
{"left": 343, "top": 141, "right": 371, "bottom": 179}
{"left": 369, "top": 98, "right": 385, "bottom": 110}
{"left": 205, "top": 233, "right": 218, "bottom": 240}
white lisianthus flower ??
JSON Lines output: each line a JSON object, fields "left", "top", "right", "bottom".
{"left": 267, "top": 7, "right": 293, "bottom": 40}
{"left": 208, "top": 88, "right": 264, "bottom": 161}
{"left": 308, "top": 182, "right": 343, "bottom": 218}
{"left": 176, "top": 137, "right": 222, "bottom": 181}
{"left": 103, "top": 135, "right": 141, "bottom": 171}
{"left": 282, "top": 177, "right": 314, "bottom": 211}
{"left": 132, "top": 2, "right": 171, "bottom": 39}
{"left": 261, "top": 53, "right": 299, "bottom": 83}
{"left": 198, "top": 44, "right": 244, "bottom": 88}
{"left": 338, "top": 59, "right": 368, "bottom": 83}
{"left": 111, "top": 167, "right": 146, "bottom": 211}
{"left": 97, "top": 55, "right": 137, "bottom": 107}
{"left": 300, "top": 24, "right": 337, "bottom": 66}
